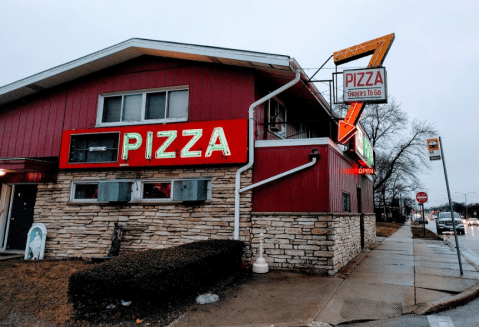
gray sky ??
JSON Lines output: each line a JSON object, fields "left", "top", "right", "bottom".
{"left": 1, "top": 0, "right": 478, "bottom": 208}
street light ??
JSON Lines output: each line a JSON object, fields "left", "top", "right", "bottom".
{"left": 455, "top": 192, "right": 475, "bottom": 219}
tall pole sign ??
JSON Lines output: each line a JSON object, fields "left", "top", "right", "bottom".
{"left": 430, "top": 137, "right": 463, "bottom": 274}
{"left": 333, "top": 33, "right": 395, "bottom": 144}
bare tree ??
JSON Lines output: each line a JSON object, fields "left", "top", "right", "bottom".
{"left": 334, "top": 97, "right": 438, "bottom": 209}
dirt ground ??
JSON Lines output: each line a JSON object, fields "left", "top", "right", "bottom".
{"left": 411, "top": 226, "right": 443, "bottom": 240}
{"left": 376, "top": 221, "right": 403, "bottom": 237}
{"left": 0, "top": 259, "right": 248, "bottom": 327}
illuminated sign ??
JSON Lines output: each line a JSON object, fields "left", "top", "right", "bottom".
{"left": 427, "top": 138, "right": 441, "bottom": 161}
{"left": 345, "top": 167, "right": 375, "bottom": 175}
{"left": 60, "top": 119, "right": 248, "bottom": 169}
{"left": 343, "top": 67, "right": 387, "bottom": 104}
{"left": 349, "top": 125, "right": 374, "bottom": 168}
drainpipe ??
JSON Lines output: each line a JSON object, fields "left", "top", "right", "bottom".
{"left": 233, "top": 68, "right": 301, "bottom": 240}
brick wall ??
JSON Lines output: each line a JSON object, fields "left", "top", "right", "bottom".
{"left": 250, "top": 212, "right": 376, "bottom": 276}
{"left": 33, "top": 167, "right": 252, "bottom": 259}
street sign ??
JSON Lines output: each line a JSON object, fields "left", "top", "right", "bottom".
{"left": 416, "top": 192, "right": 428, "bottom": 203}
{"left": 427, "top": 138, "right": 441, "bottom": 161}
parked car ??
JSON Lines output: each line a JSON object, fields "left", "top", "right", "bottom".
{"left": 436, "top": 212, "right": 465, "bottom": 235}
{"left": 467, "top": 218, "right": 479, "bottom": 226}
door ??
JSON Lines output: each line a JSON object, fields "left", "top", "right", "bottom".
{"left": 357, "top": 187, "right": 365, "bottom": 248}
{"left": 5, "top": 185, "right": 38, "bottom": 250}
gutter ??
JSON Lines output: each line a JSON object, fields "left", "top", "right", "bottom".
{"left": 233, "top": 67, "right": 302, "bottom": 240}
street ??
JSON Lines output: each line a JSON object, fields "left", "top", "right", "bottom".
{"left": 423, "top": 219, "right": 479, "bottom": 266}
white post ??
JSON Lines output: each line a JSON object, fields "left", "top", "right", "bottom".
{"left": 252, "top": 233, "right": 269, "bottom": 273}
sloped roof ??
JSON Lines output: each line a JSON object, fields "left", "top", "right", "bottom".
{"left": 0, "top": 38, "right": 332, "bottom": 116}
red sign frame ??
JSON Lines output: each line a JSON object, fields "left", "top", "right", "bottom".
{"left": 416, "top": 192, "right": 428, "bottom": 204}
{"left": 59, "top": 119, "right": 248, "bottom": 169}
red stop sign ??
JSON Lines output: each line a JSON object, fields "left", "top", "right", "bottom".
{"left": 416, "top": 192, "right": 428, "bottom": 203}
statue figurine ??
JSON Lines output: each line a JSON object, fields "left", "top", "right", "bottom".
{"left": 107, "top": 222, "right": 123, "bottom": 257}
{"left": 29, "top": 231, "right": 42, "bottom": 259}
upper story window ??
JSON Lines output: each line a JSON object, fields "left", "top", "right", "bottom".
{"left": 267, "top": 97, "right": 287, "bottom": 138}
{"left": 97, "top": 87, "right": 189, "bottom": 127}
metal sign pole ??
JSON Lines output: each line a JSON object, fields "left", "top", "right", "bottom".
{"left": 439, "top": 137, "right": 463, "bottom": 275}
{"left": 422, "top": 203, "right": 426, "bottom": 237}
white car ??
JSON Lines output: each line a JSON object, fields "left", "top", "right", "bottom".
{"left": 467, "top": 218, "right": 479, "bottom": 226}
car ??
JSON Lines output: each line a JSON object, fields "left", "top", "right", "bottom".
{"left": 467, "top": 218, "right": 479, "bottom": 226}
{"left": 436, "top": 212, "right": 465, "bottom": 235}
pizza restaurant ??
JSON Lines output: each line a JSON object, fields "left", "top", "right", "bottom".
{"left": 0, "top": 38, "right": 375, "bottom": 275}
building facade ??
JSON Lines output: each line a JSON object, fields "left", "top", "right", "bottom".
{"left": 0, "top": 39, "right": 375, "bottom": 275}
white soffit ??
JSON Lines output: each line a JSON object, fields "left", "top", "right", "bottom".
{"left": 0, "top": 38, "right": 291, "bottom": 106}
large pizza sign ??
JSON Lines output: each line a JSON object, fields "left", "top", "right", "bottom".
{"left": 59, "top": 119, "right": 247, "bottom": 169}
{"left": 343, "top": 67, "right": 387, "bottom": 104}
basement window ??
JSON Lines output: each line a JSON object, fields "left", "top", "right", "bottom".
{"left": 97, "top": 87, "right": 189, "bottom": 126}
{"left": 71, "top": 183, "right": 98, "bottom": 202}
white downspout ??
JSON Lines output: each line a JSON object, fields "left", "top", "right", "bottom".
{"left": 233, "top": 68, "right": 301, "bottom": 240}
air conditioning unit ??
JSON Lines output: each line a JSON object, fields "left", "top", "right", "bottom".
{"left": 98, "top": 182, "right": 132, "bottom": 202}
{"left": 269, "top": 116, "right": 283, "bottom": 132}
{"left": 173, "top": 180, "right": 208, "bottom": 202}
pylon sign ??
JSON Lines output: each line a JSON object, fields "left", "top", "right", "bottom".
{"left": 416, "top": 192, "right": 428, "bottom": 204}
{"left": 427, "top": 138, "right": 441, "bottom": 161}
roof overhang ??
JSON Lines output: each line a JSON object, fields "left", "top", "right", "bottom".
{"left": 0, "top": 38, "right": 334, "bottom": 117}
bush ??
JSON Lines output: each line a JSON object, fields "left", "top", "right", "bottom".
{"left": 68, "top": 239, "right": 244, "bottom": 316}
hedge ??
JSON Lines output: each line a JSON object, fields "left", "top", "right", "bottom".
{"left": 68, "top": 239, "right": 244, "bottom": 315}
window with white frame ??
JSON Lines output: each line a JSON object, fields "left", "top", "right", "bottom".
{"left": 97, "top": 87, "right": 189, "bottom": 126}
{"left": 70, "top": 179, "right": 210, "bottom": 203}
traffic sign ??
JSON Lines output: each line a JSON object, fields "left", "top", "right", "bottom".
{"left": 416, "top": 192, "right": 428, "bottom": 203}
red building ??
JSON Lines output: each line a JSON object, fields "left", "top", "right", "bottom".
{"left": 0, "top": 39, "right": 375, "bottom": 275}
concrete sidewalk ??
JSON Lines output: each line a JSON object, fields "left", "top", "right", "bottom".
{"left": 170, "top": 224, "right": 479, "bottom": 327}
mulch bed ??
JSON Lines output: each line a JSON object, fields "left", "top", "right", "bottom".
{"left": 411, "top": 226, "right": 443, "bottom": 240}
{"left": 376, "top": 222, "right": 404, "bottom": 237}
{"left": 0, "top": 258, "right": 249, "bottom": 327}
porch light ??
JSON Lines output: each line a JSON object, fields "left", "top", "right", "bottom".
{"left": 0, "top": 169, "right": 6, "bottom": 177}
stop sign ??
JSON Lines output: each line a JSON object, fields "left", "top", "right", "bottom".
{"left": 416, "top": 192, "right": 428, "bottom": 203}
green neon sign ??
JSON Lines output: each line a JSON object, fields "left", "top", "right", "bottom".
{"left": 363, "top": 137, "right": 374, "bottom": 166}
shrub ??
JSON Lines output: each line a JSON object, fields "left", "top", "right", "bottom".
{"left": 68, "top": 239, "right": 244, "bottom": 316}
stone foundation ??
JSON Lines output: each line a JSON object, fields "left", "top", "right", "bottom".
{"left": 250, "top": 212, "right": 376, "bottom": 276}
{"left": 33, "top": 167, "right": 252, "bottom": 259}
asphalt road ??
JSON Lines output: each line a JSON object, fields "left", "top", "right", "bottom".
{"left": 423, "top": 219, "right": 479, "bottom": 266}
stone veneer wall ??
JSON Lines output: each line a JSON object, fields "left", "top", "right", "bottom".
{"left": 33, "top": 167, "right": 252, "bottom": 259}
{"left": 250, "top": 212, "right": 376, "bottom": 276}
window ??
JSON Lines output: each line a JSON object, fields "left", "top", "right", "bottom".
{"left": 267, "top": 97, "right": 287, "bottom": 137}
{"left": 98, "top": 87, "right": 189, "bottom": 126}
{"left": 69, "top": 133, "right": 119, "bottom": 163}
{"left": 71, "top": 183, "right": 98, "bottom": 202}
{"left": 70, "top": 179, "right": 210, "bottom": 203}
{"left": 342, "top": 192, "right": 351, "bottom": 212}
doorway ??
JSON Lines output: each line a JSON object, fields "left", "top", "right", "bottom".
{"left": 357, "top": 186, "right": 365, "bottom": 249}
{"left": 0, "top": 184, "right": 38, "bottom": 252}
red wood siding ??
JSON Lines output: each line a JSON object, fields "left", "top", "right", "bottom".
{"left": 328, "top": 147, "right": 374, "bottom": 213}
{"left": 0, "top": 56, "right": 255, "bottom": 159}
{"left": 252, "top": 143, "right": 374, "bottom": 213}
{"left": 252, "top": 145, "right": 330, "bottom": 212}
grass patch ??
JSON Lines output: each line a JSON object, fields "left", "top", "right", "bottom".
{"left": 376, "top": 222, "right": 403, "bottom": 237}
{"left": 411, "top": 226, "right": 443, "bottom": 240}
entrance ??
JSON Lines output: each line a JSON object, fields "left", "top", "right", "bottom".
{"left": 357, "top": 187, "right": 365, "bottom": 248}
{"left": 1, "top": 184, "right": 38, "bottom": 251}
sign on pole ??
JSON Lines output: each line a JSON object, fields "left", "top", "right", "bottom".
{"left": 427, "top": 138, "right": 441, "bottom": 161}
{"left": 416, "top": 192, "right": 428, "bottom": 204}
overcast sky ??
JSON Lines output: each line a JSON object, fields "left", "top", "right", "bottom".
{"left": 1, "top": 0, "right": 478, "bottom": 208}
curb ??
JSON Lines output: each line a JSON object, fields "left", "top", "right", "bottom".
{"left": 414, "top": 283, "right": 479, "bottom": 315}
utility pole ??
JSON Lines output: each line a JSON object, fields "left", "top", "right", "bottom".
{"left": 456, "top": 191, "right": 475, "bottom": 219}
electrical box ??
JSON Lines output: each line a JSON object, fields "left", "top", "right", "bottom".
{"left": 173, "top": 180, "right": 208, "bottom": 202}
{"left": 98, "top": 182, "right": 132, "bottom": 202}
